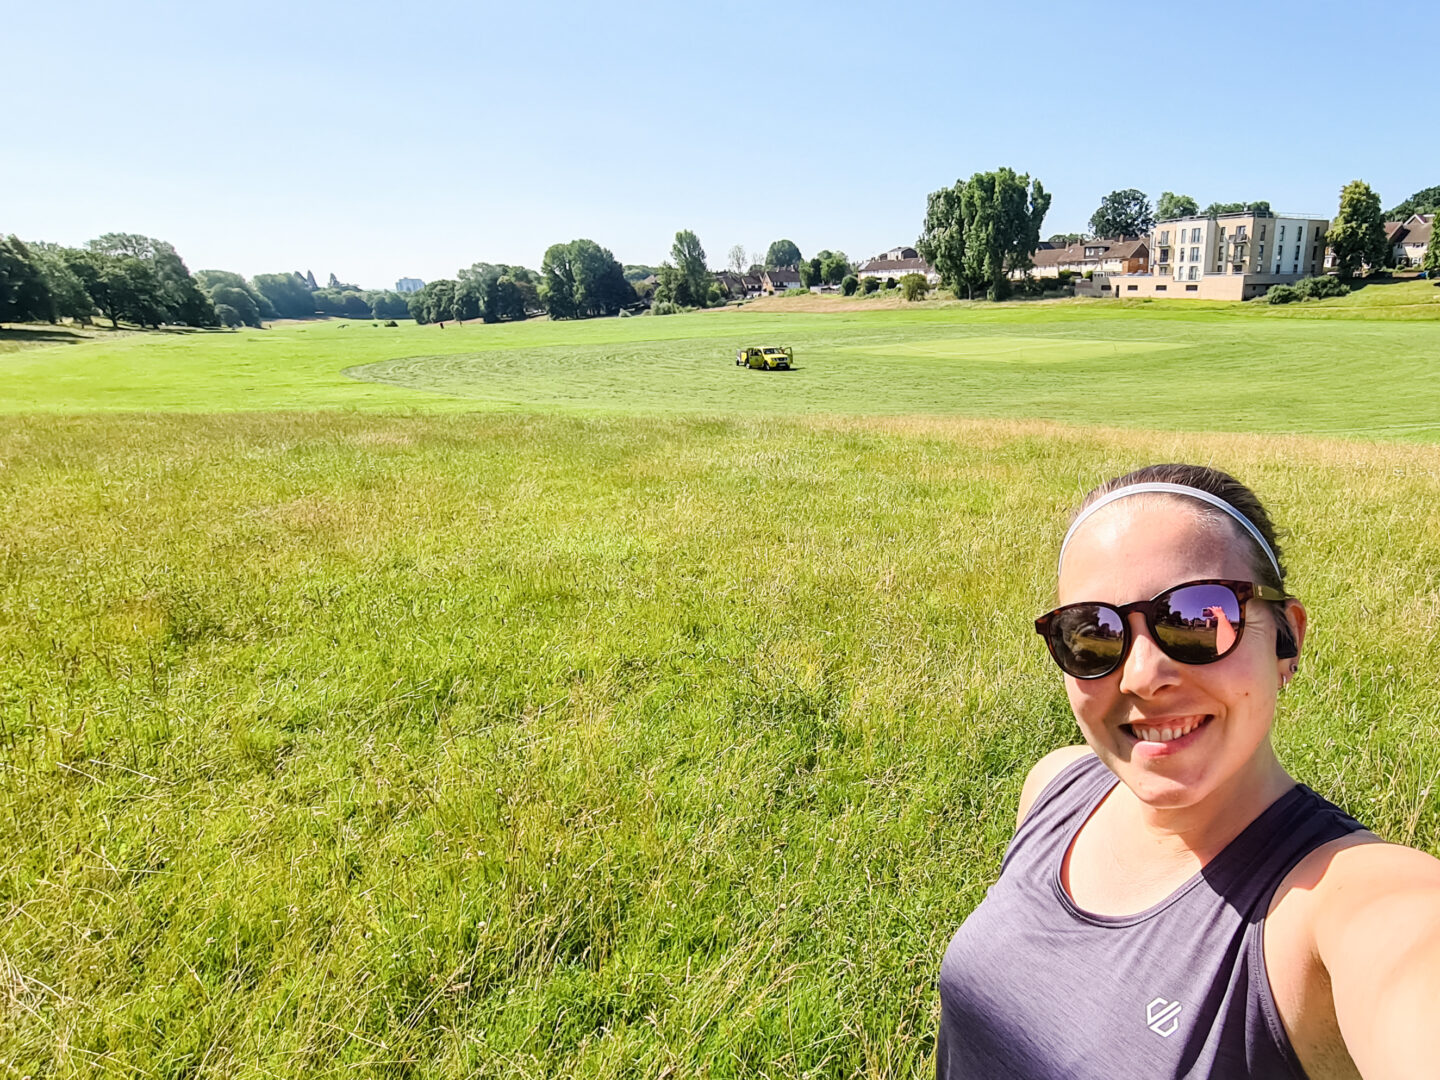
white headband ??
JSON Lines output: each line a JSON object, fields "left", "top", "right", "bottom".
{"left": 1059, "top": 481, "right": 1283, "bottom": 581}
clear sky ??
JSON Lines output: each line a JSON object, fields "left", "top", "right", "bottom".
{"left": 7, "top": 0, "right": 1437, "bottom": 290}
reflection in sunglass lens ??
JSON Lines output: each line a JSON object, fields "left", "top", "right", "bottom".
{"left": 1052, "top": 604, "right": 1125, "bottom": 677}
{"left": 1153, "top": 583, "right": 1242, "bottom": 664}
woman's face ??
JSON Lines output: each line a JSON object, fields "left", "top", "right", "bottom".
{"left": 1057, "top": 497, "right": 1303, "bottom": 809}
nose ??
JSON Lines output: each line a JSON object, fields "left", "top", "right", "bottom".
{"left": 1117, "top": 612, "right": 1181, "bottom": 697}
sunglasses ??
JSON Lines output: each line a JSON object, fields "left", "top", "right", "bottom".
{"left": 1034, "top": 579, "right": 1286, "bottom": 680}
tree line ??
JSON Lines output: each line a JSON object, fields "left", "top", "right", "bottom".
{"left": 1, "top": 233, "right": 218, "bottom": 328}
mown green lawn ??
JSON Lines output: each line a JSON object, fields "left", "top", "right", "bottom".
{"left": 2, "top": 284, "right": 1439, "bottom": 438}
{"left": 1, "top": 293, "right": 1438, "bottom": 1076}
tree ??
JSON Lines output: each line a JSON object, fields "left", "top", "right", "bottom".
{"left": 252, "top": 273, "right": 316, "bottom": 319}
{"left": 764, "top": 239, "right": 802, "bottom": 269}
{"left": 920, "top": 168, "right": 1051, "bottom": 301}
{"left": 1089, "top": 189, "right": 1155, "bottom": 239}
{"left": 0, "top": 236, "right": 55, "bottom": 324}
{"left": 918, "top": 182, "right": 969, "bottom": 294}
{"left": 27, "top": 244, "right": 95, "bottom": 323}
{"left": 727, "top": 245, "right": 747, "bottom": 274}
{"left": 541, "top": 240, "right": 632, "bottom": 318}
{"left": 1201, "top": 200, "right": 1270, "bottom": 217}
{"left": 87, "top": 234, "right": 216, "bottom": 326}
{"left": 1386, "top": 185, "right": 1440, "bottom": 219}
{"left": 1155, "top": 192, "right": 1199, "bottom": 221}
{"left": 209, "top": 285, "right": 262, "bottom": 327}
{"left": 671, "top": 230, "right": 713, "bottom": 307}
{"left": 799, "top": 257, "right": 822, "bottom": 287}
{"left": 819, "top": 250, "right": 851, "bottom": 285}
{"left": 368, "top": 291, "right": 410, "bottom": 320}
{"left": 623, "top": 264, "right": 659, "bottom": 283}
{"left": 409, "top": 279, "right": 459, "bottom": 324}
{"left": 1047, "top": 233, "right": 1086, "bottom": 245}
{"left": 1328, "top": 180, "right": 1388, "bottom": 280}
{"left": 841, "top": 275, "right": 859, "bottom": 296}
{"left": 196, "top": 270, "right": 274, "bottom": 324}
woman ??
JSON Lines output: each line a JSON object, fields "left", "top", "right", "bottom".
{"left": 936, "top": 464, "right": 1440, "bottom": 1079}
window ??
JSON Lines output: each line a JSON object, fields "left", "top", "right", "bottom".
{"left": 1155, "top": 284, "right": 1167, "bottom": 291}
{"left": 1259, "top": 225, "right": 1267, "bottom": 240}
{"left": 1236, "top": 225, "right": 1247, "bottom": 239}
{"left": 1186, "top": 284, "right": 1199, "bottom": 291}
{"left": 1191, "top": 228, "right": 1202, "bottom": 243}
{"left": 1179, "top": 248, "right": 1186, "bottom": 262}
{"left": 1188, "top": 265, "right": 1199, "bottom": 280}
{"left": 1159, "top": 230, "right": 1170, "bottom": 245}
{"left": 1127, "top": 284, "right": 1138, "bottom": 291}
{"left": 1190, "top": 247, "right": 1200, "bottom": 262}
{"left": 1219, "top": 227, "right": 1226, "bottom": 240}
{"left": 1279, "top": 225, "right": 1286, "bottom": 242}
{"left": 1294, "top": 244, "right": 1301, "bottom": 261}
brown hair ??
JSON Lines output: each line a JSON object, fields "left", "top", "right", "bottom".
{"left": 1074, "top": 464, "right": 1288, "bottom": 592}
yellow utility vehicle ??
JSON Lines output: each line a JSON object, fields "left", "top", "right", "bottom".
{"left": 735, "top": 346, "right": 793, "bottom": 370}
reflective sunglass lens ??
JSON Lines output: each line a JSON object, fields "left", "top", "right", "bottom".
{"left": 1153, "top": 583, "right": 1242, "bottom": 664}
{"left": 1052, "top": 604, "right": 1125, "bottom": 677}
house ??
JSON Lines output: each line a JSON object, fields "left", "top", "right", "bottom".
{"left": 1325, "top": 213, "right": 1433, "bottom": 271}
{"left": 715, "top": 271, "right": 763, "bottom": 298}
{"left": 1389, "top": 214, "right": 1433, "bottom": 267}
{"left": 1026, "top": 238, "right": 1149, "bottom": 279}
{"left": 856, "top": 245, "right": 940, "bottom": 285}
{"left": 395, "top": 278, "right": 424, "bottom": 293}
{"left": 1098, "top": 209, "right": 1329, "bottom": 300}
{"left": 761, "top": 268, "right": 802, "bottom": 293}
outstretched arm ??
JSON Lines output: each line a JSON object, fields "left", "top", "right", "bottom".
{"left": 1314, "top": 843, "right": 1440, "bottom": 1078}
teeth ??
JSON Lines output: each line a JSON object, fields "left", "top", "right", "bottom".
{"left": 1133, "top": 717, "right": 1204, "bottom": 743}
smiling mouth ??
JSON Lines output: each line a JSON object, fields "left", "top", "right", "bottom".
{"left": 1121, "top": 715, "right": 1213, "bottom": 744}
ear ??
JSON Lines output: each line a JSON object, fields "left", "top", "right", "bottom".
{"left": 1275, "top": 598, "right": 1306, "bottom": 663}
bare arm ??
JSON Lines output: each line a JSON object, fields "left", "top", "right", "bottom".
{"left": 1313, "top": 843, "right": 1440, "bottom": 1078}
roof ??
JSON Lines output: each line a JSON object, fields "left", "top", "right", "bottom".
{"left": 1030, "top": 239, "right": 1148, "bottom": 268}
{"left": 1387, "top": 216, "right": 1433, "bottom": 246}
{"left": 857, "top": 256, "right": 933, "bottom": 274}
{"left": 764, "top": 268, "right": 801, "bottom": 284}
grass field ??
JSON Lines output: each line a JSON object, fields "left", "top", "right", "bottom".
{"left": 2, "top": 281, "right": 1439, "bottom": 438}
{"left": 2, "top": 293, "right": 1439, "bottom": 1076}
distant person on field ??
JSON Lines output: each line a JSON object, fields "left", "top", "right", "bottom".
{"left": 936, "top": 463, "right": 1440, "bottom": 1079}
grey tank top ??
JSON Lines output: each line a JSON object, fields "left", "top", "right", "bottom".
{"left": 936, "top": 754, "right": 1364, "bottom": 1079}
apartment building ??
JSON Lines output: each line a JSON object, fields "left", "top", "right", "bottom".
{"left": 1103, "top": 210, "right": 1329, "bottom": 300}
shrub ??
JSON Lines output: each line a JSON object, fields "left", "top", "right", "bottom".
{"left": 384, "top": 320, "right": 398, "bottom": 327}
{"left": 884, "top": 278, "right": 897, "bottom": 290}
{"left": 784, "top": 287, "right": 809, "bottom": 297}
{"left": 899, "top": 274, "right": 929, "bottom": 302}
{"left": 650, "top": 301, "right": 681, "bottom": 316}
{"left": 706, "top": 283, "right": 723, "bottom": 306}
{"left": 1295, "top": 275, "right": 1349, "bottom": 300}
{"left": 841, "top": 275, "right": 859, "bottom": 296}
{"left": 1265, "top": 284, "right": 1301, "bottom": 304}
{"left": 861, "top": 276, "right": 880, "bottom": 294}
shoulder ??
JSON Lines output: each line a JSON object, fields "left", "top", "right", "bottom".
{"left": 1271, "top": 836, "right": 1440, "bottom": 1074}
{"left": 1302, "top": 836, "right": 1440, "bottom": 931}
{"left": 1015, "top": 745, "right": 1095, "bottom": 828}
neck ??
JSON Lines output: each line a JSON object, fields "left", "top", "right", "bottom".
{"left": 1121, "top": 742, "right": 1295, "bottom": 861}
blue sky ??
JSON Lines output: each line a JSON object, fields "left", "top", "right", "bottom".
{"left": 7, "top": 0, "right": 1437, "bottom": 289}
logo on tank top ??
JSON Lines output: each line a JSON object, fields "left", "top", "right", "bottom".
{"left": 1145, "top": 997, "right": 1182, "bottom": 1037}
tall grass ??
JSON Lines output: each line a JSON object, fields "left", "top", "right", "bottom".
{"left": 2, "top": 412, "right": 1437, "bottom": 1076}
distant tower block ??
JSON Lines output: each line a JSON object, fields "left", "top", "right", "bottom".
{"left": 395, "top": 278, "right": 424, "bottom": 294}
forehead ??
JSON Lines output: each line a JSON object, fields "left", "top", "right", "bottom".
{"left": 1058, "top": 497, "right": 1253, "bottom": 603}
